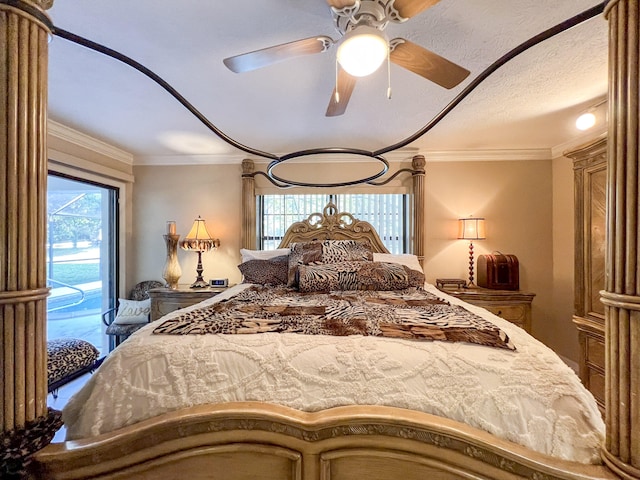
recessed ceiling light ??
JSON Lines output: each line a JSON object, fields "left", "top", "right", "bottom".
{"left": 575, "top": 112, "right": 596, "bottom": 131}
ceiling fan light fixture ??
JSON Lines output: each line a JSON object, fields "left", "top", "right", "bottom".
{"left": 337, "top": 26, "right": 388, "bottom": 77}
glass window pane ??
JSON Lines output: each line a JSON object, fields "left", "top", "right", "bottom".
{"left": 46, "top": 174, "right": 118, "bottom": 356}
{"left": 258, "top": 193, "right": 407, "bottom": 253}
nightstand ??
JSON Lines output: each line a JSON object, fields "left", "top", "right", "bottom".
{"left": 148, "top": 285, "right": 229, "bottom": 321}
{"left": 437, "top": 287, "right": 535, "bottom": 333}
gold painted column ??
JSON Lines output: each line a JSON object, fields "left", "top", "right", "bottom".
{"left": 0, "top": 0, "right": 59, "bottom": 476}
{"left": 241, "top": 158, "right": 256, "bottom": 249}
{"left": 601, "top": 1, "right": 640, "bottom": 478}
{"left": 411, "top": 155, "right": 425, "bottom": 267}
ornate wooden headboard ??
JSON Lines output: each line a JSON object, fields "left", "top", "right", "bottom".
{"left": 241, "top": 155, "right": 426, "bottom": 262}
{"left": 277, "top": 202, "right": 390, "bottom": 253}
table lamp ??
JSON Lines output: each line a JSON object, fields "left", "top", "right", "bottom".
{"left": 180, "top": 216, "right": 220, "bottom": 288}
{"left": 458, "top": 217, "right": 486, "bottom": 288}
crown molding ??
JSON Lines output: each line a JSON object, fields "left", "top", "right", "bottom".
{"left": 551, "top": 126, "right": 608, "bottom": 159}
{"left": 47, "top": 120, "right": 134, "bottom": 165}
{"left": 420, "top": 148, "right": 551, "bottom": 162}
{"left": 134, "top": 148, "right": 554, "bottom": 165}
{"left": 49, "top": 120, "right": 597, "bottom": 166}
{"left": 134, "top": 147, "right": 421, "bottom": 166}
{"left": 134, "top": 153, "right": 246, "bottom": 166}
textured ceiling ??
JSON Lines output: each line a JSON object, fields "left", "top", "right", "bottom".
{"left": 46, "top": 0, "right": 608, "bottom": 162}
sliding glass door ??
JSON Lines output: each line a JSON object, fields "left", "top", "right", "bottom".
{"left": 46, "top": 174, "right": 118, "bottom": 356}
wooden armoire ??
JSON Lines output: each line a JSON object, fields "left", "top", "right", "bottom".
{"left": 566, "top": 135, "right": 607, "bottom": 414}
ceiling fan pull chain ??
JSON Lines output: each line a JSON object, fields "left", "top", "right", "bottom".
{"left": 335, "top": 59, "right": 340, "bottom": 103}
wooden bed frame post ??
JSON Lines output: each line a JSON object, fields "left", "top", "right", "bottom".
{"left": 242, "top": 158, "right": 256, "bottom": 249}
{"left": 0, "top": 0, "right": 56, "bottom": 474}
{"left": 411, "top": 155, "right": 426, "bottom": 267}
{"left": 601, "top": 1, "right": 640, "bottom": 478}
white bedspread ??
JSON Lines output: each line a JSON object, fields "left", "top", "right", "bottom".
{"left": 62, "top": 284, "right": 604, "bottom": 463}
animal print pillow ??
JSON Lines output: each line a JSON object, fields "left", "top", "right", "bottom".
{"left": 287, "top": 240, "right": 373, "bottom": 287}
{"left": 238, "top": 255, "right": 289, "bottom": 286}
{"left": 297, "top": 261, "right": 424, "bottom": 292}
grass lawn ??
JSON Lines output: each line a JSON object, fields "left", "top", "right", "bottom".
{"left": 49, "top": 263, "right": 100, "bottom": 286}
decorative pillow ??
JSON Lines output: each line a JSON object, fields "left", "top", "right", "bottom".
{"left": 287, "top": 242, "right": 324, "bottom": 287}
{"left": 373, "top": 253, "right": 424, "bottom": 274}
{"left": 240, "top": 248, "right": 290, "bottom": 263}
{"left": 320, "top": 239, "right": 373, "bottom": 264}
{"left": 297, "top": 261, "right": 424, "bottom": 292}
{"left": 405, "top": 266, "right": 426, "bottom": 288}
{"left": 287, "top": 240, "right": 373, "bottom": 287}
{"left": 113, "top": 298, "right": 151, "bottom": 325}
{"left": 238, "top": 255, "right": 289, "bottom": 286}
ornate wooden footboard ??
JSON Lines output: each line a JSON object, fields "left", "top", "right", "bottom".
{"left": 31, "top": 403, "right": 615, "bottom": 480}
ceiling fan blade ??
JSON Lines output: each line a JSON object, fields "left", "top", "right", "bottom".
{"left": 391, "top": 0, "right": 441, "bottom": 19}
{"left": 325, "top": 0, "right": 357, "bottom": 8}
{"left": 390, "top": 39, "right": 470, "bottom": 89}
{"left": 326, "top": 66, "right": 357, "bottom": 117}
{"left": 223, "top": 36, "right": 333, "bottom": 73}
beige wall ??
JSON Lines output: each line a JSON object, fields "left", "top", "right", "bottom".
{"left": 132, "top": 158, "right": 581, "bottom": 361}
{"left": 132, "top": 163, "right": 245, "bottom": 287}
{"left": 44, "top": 123, "right": 593, "bottom": 364}
{"left": 422, "top": 160, "right": 562, "bottom": 356}
{"left": 551, "top": 154, "right": 577, "bottom": 362}
{"left": 131, "top": 159, "right": 416, "bottom": 288}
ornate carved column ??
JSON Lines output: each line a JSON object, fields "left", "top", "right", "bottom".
{"left": 0, "top": 0, "right": 60, "bottom": 477}
{"left": 241, "top": 158, "right": 256, "bottom": 249}
{"left": 601, "top": 1, "right": 640, "bottom": 478}
{"left": 411, "top": 155, "right": 425, "bottom": 266}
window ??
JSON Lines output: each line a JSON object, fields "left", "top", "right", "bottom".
{"left": 258, "top": 193, "right": 409, "bottom": 253}
{"left": 46, "top": 174, "right": 119, "bottom": 356}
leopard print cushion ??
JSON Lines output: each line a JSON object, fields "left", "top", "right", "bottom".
{"left": 238, "top": 255, "right": 289, "bottom": 285}
{"left": 287, "top": 240, "right": 373, "bottom": 287}
{"left": 47, "top": 338, "right": 99, "bottom": 385}
{"left": 297, "top": 261, "right": 424, "bottom": 292}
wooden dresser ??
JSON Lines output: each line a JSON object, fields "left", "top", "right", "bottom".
{"left": 438, "top": 287, "right": 535, "bottom": 334}
{"left": 566, "top": 135, "right": 607, "bottom": 414}
{"left": 149, "top": 285, "right": 229, "bottom": 321}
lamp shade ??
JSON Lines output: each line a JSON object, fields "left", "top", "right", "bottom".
{"left": 458, "top": 217, "right": 486, "bottom": 240}
{"left": 337, "top": 26, "right": 388, "bottom": 77}
{"left": 180, "top": 216, "right": 219, "bottom": 252}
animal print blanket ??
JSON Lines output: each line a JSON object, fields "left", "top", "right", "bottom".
{"left": 153, "top": 286, "right": 515, "bottom": 350}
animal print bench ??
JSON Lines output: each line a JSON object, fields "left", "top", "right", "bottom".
{"left": 47, "top": 338, "right": 100, "bottom": 398}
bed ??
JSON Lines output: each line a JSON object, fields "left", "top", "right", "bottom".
{"left": 31, "top": 191, "right": 615, "bottom": 479}
{"left": 5, "top": 2, "right": 639, "bottom": 478}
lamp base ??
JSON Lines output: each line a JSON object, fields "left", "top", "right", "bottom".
{"left": 190, "top": 250, "right": 208, "bottom": 288}
{"left": 190, "top": 279, "right": 209, "bottom": 289}
{"left": 466, "top": 240, "right": 477, "bottom": 289}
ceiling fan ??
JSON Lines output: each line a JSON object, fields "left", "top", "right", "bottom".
{"left": 223, "top": 0, "right": 470, "bottom": 117}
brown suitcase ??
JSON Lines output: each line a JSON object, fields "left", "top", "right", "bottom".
{"left": 477, "top": 253, "right": 519, "bottom": 290}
